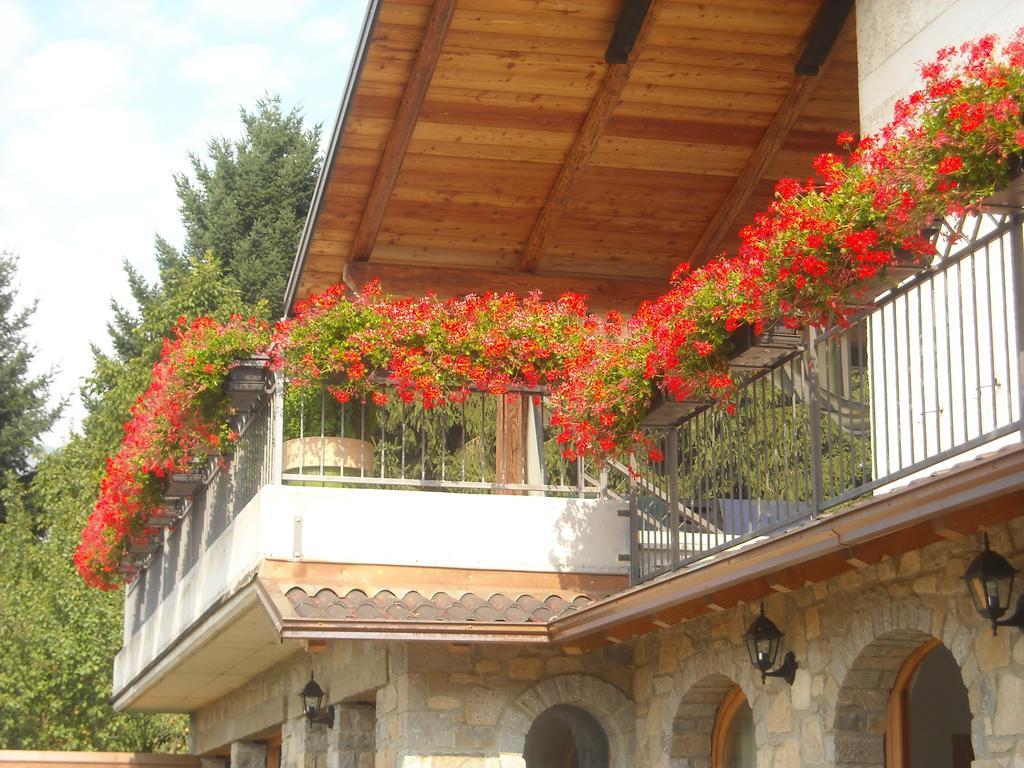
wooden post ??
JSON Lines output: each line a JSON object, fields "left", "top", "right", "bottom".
{"left": 495, "top": 394, "right": 526, "bottom": 493}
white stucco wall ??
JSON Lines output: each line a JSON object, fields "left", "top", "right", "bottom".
{"left": 115, "top": 485, "right": 628, "bottom": 696}
{"left": 857, "top": 0, "right": 1024, "bottom": 134}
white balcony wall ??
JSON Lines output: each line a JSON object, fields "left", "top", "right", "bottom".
{"left": 116, "top": 483, "right": 628, "bottom": 696}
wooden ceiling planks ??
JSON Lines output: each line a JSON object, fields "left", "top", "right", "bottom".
{"left": 293, "top": 0, "right": 861, "bottom": 312}
{"left": 518, "top": 0, "right": 662, "bottom": 273}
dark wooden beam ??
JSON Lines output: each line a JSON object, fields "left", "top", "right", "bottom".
{"left": 347, "top": 0, "right": 457, "bottom": 265}
{"left": 344, "top": 261, "right": 666, "bottom": 313}
{"left": 796, "top": 0, "right": 855, "bottom": 76}
{"left": 688, "top": 7, "right": 850, "bottom": 268}
{"left": 518, "top": 0, "right": 661, "bottom": 273}
{"left": 605, "top": 0, "right": 654, "bottom": 64}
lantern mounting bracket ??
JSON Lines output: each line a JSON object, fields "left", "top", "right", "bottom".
{"left": 762, "top": 651, "right": 798, "bottom": 685}
{"left": 992, "top": 596, "right": 1024, "bottom": 634}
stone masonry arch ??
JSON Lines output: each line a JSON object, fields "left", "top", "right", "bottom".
{"left": 495, "top": 674, "right": 635, "bottom": 768}
{"left": 826, "top": 595, "right": 983, "bottom": 768}
{"left": 653, "top": 642, "right": 764, "bottom": 768}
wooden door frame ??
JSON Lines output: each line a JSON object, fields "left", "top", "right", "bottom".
{"left": 885, "top": 637, "right": 941, "bottom": 768}
{"left": 711, "top": 685, "right": 750, "bottom": 768}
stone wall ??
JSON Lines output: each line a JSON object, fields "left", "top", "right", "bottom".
{"left": 633, "top": 515, "right": 1024, "bottom": 768}
{"left": 192, "top": 517, "right": 1024, "bottom": 767}
{"left": 378, "top": 643, "right": 635, "bottom": 767}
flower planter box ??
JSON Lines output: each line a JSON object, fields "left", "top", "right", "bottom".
{"left": 147, "top": 506, "right": 180, "bottom": 526}
{"left": 641, "top": 387, "right": 708, "bottom": 428}
{"left": 164, "top": 470, "right": 206, "bottom": 498}
{"left": 858, "top": 248, "right": 928, "bottom": 302}
{"left": 226, "top": 354, "right": 274, "bottom": 412}
{"left": 980, "top": 156, "right": 1024, "bottom": 211}
{"left": 127, "top": 536, "right": 161, "bottom": 555}
{"left": 727, "top": 324, "right": 803, "bottom": 371}
{"left": 282, "top": 436, "right": 375, "bottom": 475}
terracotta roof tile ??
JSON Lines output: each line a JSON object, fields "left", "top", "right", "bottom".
{"left": 283, "top": 586, "right": 598, "bottom": 625}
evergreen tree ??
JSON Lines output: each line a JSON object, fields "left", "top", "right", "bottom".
{"left": 0, "top": 251, "right": 60, "bottom": 519}
{"left": 0, "top": 92, "right": 319, "bottom": 749}
{"left": 175, "top": 95, "right": 322, "bottom": 316}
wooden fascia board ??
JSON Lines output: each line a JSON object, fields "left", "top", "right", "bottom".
{"left": 345, "top": 261, "right": 666, "bottom": 313}
{"left": 549, "top": 444, "right": 1024, "bottom": 645}
{"left": 278, "top": 619, "right": 550, "bottom": 644}
{"left": 347, "top": 0, "right": 458, "bottom": 266}
{"left": 518, "top": 0, "right": 661, "bottom": 273}
{"left": 687, "top": 7, "right": 852, "bottom": 268}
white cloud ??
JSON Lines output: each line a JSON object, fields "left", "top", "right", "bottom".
{"left": 188, "top": 0, "right": 314, "bottom": 30}
{"left": 179, "top": 43, "right": 290, "bottom": 102}
{"left": 0, "top": 0, "right": 367, "bottom": 443}
{"left": 0, "top": 0, "right": 35, "bottom": 68}
{"left": 299, "top": 10, "right": 355, "bottom": 46}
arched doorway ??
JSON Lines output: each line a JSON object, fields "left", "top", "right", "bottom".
{"left": 711, "top": 686, "right": 755, "bottom": 768}
{"left": 888, "top": 640, "right": 973, "bottom": 768}
{"left": 833, "top": 630, "right": 973, "bottom": 768}
{"left": 523, "top": 704, "right": 610, "bottom": 768}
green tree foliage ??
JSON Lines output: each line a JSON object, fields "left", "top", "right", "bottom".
{"left": 0, "top": 93, "right": 319, "bottom": 749}
{"left": 175, "top": 95, "right": 322, "bottom": 316}
{"left": 0, "top": 252, "right": 60, "bottom": 517}
{"left": 0, "top": 253, "right": 253, "bottom": 751}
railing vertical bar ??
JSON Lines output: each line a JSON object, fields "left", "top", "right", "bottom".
{"left": 359, "top": 400, "right": 366, "bottom": 478}
{"left": 944, "top": 258, "right": 957, "bottom": 449}
{"left": 929, "top": 272, "right": 942, "bottom": 455}
{"left": 969, "top": 248, "right": 984, "bottom": 438}
{"left": 667, "top": 426, "right": 680, "bottom": 568}
{"left": 628, "top": 479, "right": 640, "bottom": 585}
{"left": 400, "top": 401, "right": 407, "bottom": 479}
{"left": 879, "top": 300, "right": 893, "bottom": 476}
{"left": 1000, "top": 232, "right": 1015, "bottom": 425}
{"left": 440, "top": 404, "right": 447, "bottom": 483}
{"left": 903, "top": 291, "right": 917, "bottom": 466}
{"left": 480, "top": 395, "right": 486, "bottom": 484}
{"left": 915, "top": 283, "right": 928, "bottom": 465}
{"left": 1010, "top": 213, "right": 1024, "bottom": 437}
{"left": 892, "top": 300, "right": 908, "bottom": 470}
{"left": 341, "top": 398, "right": 349, "bottom": 475}
{"left": 272, "top": 372, "right": 284, "bottom": 485}
{"left": 299, "top": 388, "right": 306, "bottom": 477}
{"left": 983, "top": 240, "right": 999, "bottom": 434}
{"left": 807, "top": 330, "right": 824, "bottom": 515}
{"left": 460, "top": 400, "right": 467, "bottom": 482}
{"left": 956, "top": 259, "right": 971, "bottom": 444}
{"left": 319, "top": 385, "right": 326, "bottom": 476}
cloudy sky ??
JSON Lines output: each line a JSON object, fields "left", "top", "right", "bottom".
{"left": 0, "top": 0, "right": 368, "bottom": 445}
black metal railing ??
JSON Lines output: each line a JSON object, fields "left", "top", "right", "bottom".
{"left": 629, "top": 213, "right": 1024, "bottom": 583}
{"left": 280, "top": 386, "right": 604, "bottom": 496}
{"left": 126, "top": 400, "right": 275, "bottom": 631}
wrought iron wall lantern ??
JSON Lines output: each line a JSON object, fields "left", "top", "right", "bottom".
{"left": 300, "top": 672, "right": 334, "bottom": 728}
{"left": 963, "top": 533, "right": 1024, "bottom": 635}
{"left": 742, "top": 603, "right": 798, "bottom": 685}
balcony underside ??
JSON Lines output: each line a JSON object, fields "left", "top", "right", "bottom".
{"left": 114, "top": 440, "right": 1024, "bottom": 712}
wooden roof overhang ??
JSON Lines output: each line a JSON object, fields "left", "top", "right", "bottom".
{"left": 286, "top": 0, "right": 860, "bottom": 314}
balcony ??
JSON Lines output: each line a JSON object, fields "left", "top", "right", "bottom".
{"left": 114, "top": 381, "right": 629, "bottom": 709}
{"left": 628, "top": 212, "right": 1023, "bottom": 583}
{"left": 114, "top": 212, "right": 1023, "bottom": 710}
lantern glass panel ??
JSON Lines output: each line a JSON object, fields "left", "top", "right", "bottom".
{"left": 300, "top": 678, "right": 325, "bottom": 720}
